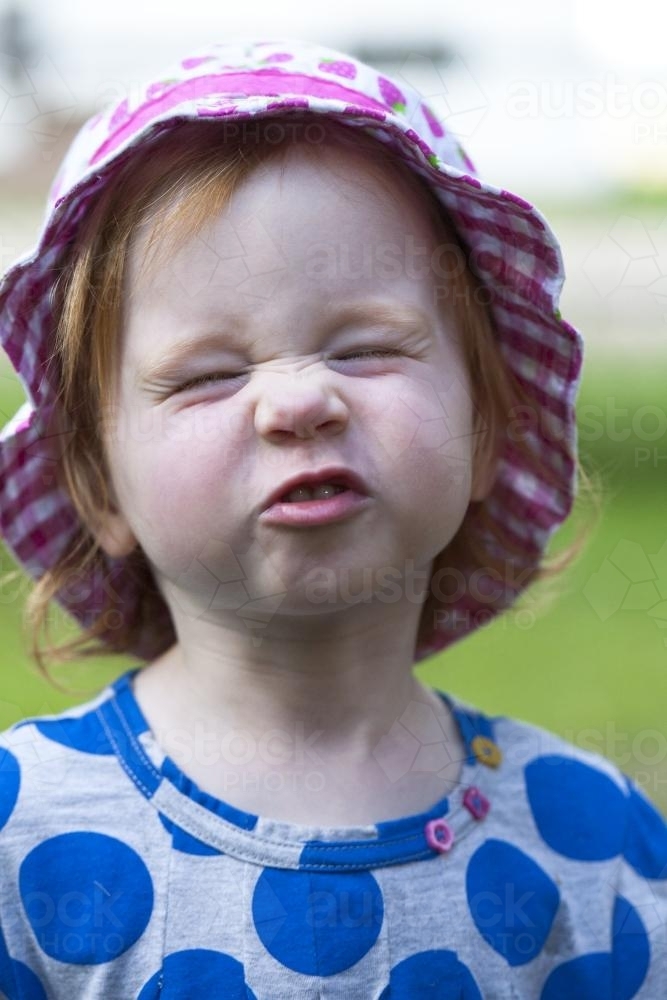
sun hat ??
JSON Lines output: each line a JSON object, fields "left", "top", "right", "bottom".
{"left": 0, "top": 36, "right": 583, "bottom": 664}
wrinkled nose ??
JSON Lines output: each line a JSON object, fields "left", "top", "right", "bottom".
{"left": 254, "top": 374, "right": 349, "bottom": 441}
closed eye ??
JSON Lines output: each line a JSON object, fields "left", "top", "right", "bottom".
{"left": 337, "top": 349, "right": 402, "bottom": 361}
{"left": 174, "top": 371, "right": 245, "bottom": 392}
{"left": 173, "top": 350, "right": 402, "bottom": 393}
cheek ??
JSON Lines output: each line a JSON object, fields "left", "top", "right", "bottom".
{"left": 110, "top": 405, "right": 246, "bottom": 522}
{"left": 371, "top": 374, "right": 476, "bottom": 541}
{"left": 367, "top": 372, "right": 476, "bottom": 467}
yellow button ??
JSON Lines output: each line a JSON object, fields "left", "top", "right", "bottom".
{"left": 471, "top": 734, "right": 502, "bottom": 768}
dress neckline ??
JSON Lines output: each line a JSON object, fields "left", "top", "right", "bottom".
{"left": 96, "top": 666, "right": 504, "bottom": 870}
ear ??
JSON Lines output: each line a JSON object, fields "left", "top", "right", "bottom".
{"left": 94, "top": 508, "right": 139, "bottom": 560}
{"left": 50, "top": 401, "right": 140, "bottom": 559}
{"left": 470, "top": 426, "right": 500, "bottom": 503}
{"left": 90, "top": 478, "right": 139, "bottom": 559}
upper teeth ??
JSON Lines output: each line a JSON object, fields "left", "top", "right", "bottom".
{"left": 283, "top": 482, "right": 347, "bottom": 502}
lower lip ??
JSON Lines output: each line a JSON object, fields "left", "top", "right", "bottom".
{"left": 260, "top": 489, "right": 372, "bottom": 526}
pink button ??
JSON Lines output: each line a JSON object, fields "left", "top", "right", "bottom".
{"left": 463, "top": 786, "right": 490, "bottom": 820}
{"left": 424, "top": 818, "right": 455, "bottom": 853}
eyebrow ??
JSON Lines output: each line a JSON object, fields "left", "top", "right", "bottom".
{"left": 135, "top": 302, "right": 434, "bottom": 385}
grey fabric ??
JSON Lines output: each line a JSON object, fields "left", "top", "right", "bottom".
{"left": 0, "top": 669, "right": 664, "bottom": 998}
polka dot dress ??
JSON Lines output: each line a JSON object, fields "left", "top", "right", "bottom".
{"left": 0, "top": 667, "right": 665, "bottom": 998}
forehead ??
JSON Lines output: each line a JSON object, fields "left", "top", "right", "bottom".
{"left": 126, "top": 140, "right": 443, "bottom": 294}
{"left": 118, "top": 141, "right": 452, "bottom": 370}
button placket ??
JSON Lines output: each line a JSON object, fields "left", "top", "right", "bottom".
{"left": 470, "top": 735, "right": 502, "bottom": 768}
{"left": 424, "top": 817, "right": 455, "bottom": 853}
{"left": 463, "top": 785, "right": 490, "bottom": 820}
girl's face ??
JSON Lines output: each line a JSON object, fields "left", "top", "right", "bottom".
{"left": 98, "top": 142, "right": 494, "bottom": 636}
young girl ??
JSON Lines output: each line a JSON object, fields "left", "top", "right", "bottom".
{"left": 0, "top": 37, "right": 664, "bottom": 999}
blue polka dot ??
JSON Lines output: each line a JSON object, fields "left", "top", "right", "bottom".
{"left": 466, "top": 839, "right": 560, "bottom": 966}
{"left": 157, "top": 812, "right": 223, "bottom": 856}
{"left": 0, "top": 957, "right": 48, "bottom": 1000}
{"left": 622, "top": 779, "right": 667, "bottom": 879}
{"left": 31, "top": 711, "right": 117, "bottom": 755}
{"left": 612, "top": 895, "right": 650, "bottom": 998}
{"left": 378, "top": 950, "right": 482, "bottom": 998}
{"left": 252, "top": 868, "right": 383, "bottom": 975}
{"left": 540, "top": 952, "right": 611, "bottom": 998}
{"left": 137, "top": 950, "right": 257, "bottom": 999}
{"left": 19, "top": 831, "right": 154, "bottom": 963}
{"left": 0, "top": 746, "right": 20, "bottom": 832}
{"left": 526, "top": 756, "right": 627, "bottom": 860}
{"left": 1, "top": 916, "right": 48, "bottom": 999}
{"left": 540, "top": 896, "right": 650, "bottom": 1000}
{"left": 0, "top": 922, "right": 15, "bottom": 998}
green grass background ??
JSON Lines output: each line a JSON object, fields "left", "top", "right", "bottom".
{"left": 0, "top": 352, "right": 666, "bottom": 816}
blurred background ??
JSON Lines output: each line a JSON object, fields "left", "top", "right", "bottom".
{"left": 0, "top": 1, "right": 665, "bottom": 814}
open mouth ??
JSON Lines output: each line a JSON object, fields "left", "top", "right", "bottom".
{"left": 260, "top": 476, "right": 371, "bottom": 526}
{"left": 280, "top": 482, "right": 349, "bottom": 503}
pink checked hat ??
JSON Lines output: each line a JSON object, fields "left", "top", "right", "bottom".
{"left": 0, "top": 37, "right": 583, "bottom": 663}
